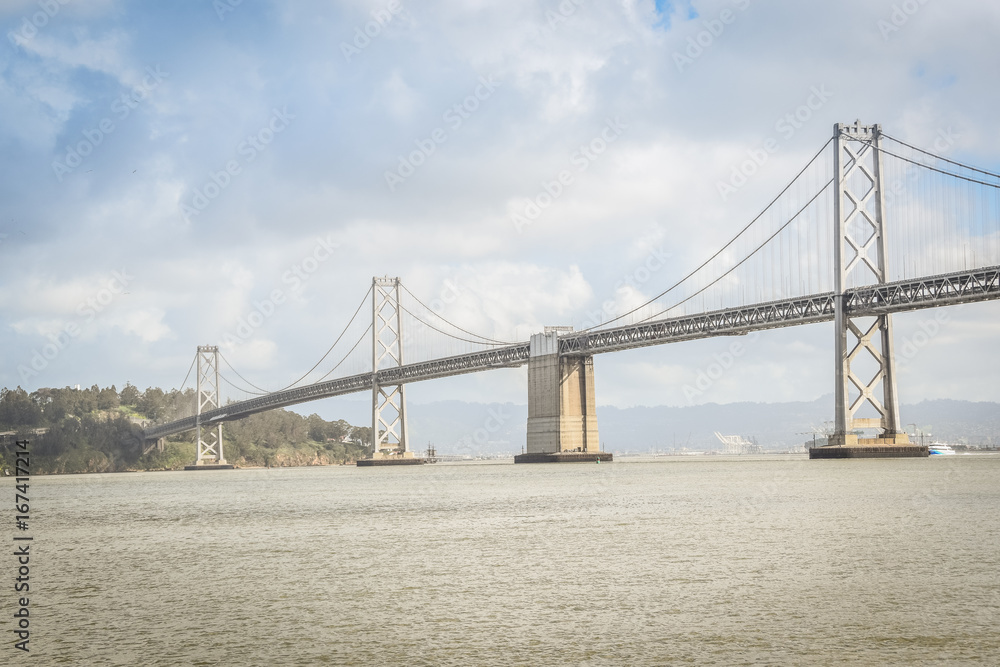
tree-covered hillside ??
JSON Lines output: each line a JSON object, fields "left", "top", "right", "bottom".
{"left": 0, "top": 385, "right": 371, "bottom": 474}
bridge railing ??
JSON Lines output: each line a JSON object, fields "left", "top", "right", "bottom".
{"left": 847, "top": 266, "right": 1000, "bottom": 314}
{"left": 560, "top": 293, "right": 837, "bottom": 356}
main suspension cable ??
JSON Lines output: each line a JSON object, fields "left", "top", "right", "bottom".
{"left": 218, "top": 372, "right": 268, "bottom": 397}
{"left": 634, "top": 178, "right": 834, "bottom": 325}
{"left": 881, "top": 133, "right": 1000, "bottom": 180}
{"left": 866, "top": 142, "right": 1000, "bottom": 190}
{"left": 314, "top": 324, "right": 373, "bottom": 383}
{"left": 400, "top": 283, "right": 508, "bottom": 344}
{"left": 219, "top": 351, "right": 271, "bottom": 393}
{"left": 177, "top": 355, "right": 196, "bottom": 392}
{"left": 580, "top": 136, "right": 834, "bottom": 333}
{"left": 275, "top": 283, "right": 374, "bottom": 390}
{"left": 208, "top": 283, "right": 374, "bottom": 398}
{"left": 399, "top": 303, "right": 506, "bottom": 346}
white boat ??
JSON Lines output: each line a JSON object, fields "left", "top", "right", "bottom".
{"left": 928, "top": 442, "right": 956, "bottom": 455}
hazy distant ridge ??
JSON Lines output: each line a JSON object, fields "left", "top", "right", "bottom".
{"left": 406, "top": 397, "right": 1000, "bottom": 455}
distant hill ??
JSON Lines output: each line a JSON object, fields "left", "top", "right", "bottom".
{"left": 406, "top": 397, "right": 1000, "bottom": 456}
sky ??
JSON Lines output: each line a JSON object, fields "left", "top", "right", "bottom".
{"left": 1, "top": 0, "right": 999, "bottom": 424}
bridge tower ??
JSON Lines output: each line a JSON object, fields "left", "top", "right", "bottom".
{"left": 194, "top": 345, "right": 228, "bottom": 465}
{"left": 829, "top": 122, "right": 909, "bottom": 448}
{"left": 370, "top": 277, "right": 412, "bottom": 459}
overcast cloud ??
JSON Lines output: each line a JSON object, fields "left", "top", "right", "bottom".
{"left": 1, "top": 0, "right": 998, "bottom": 420}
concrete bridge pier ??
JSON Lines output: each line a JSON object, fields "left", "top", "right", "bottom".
{"left": 515, "top": 331, "right": 611, "bottom": 463}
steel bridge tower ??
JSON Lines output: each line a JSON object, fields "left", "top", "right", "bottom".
{"left": 371, "top": 277, "right": 411, "bottom": 457}
{"left": 830, "top": 122, "right": 908, "bottom": 447}
{"left": 194, "top": 345, "right": 228, "bottom": 465}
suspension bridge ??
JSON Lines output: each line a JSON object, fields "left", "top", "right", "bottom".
{"left": 143, "top": 123, "right": 1000, "bottom": 462}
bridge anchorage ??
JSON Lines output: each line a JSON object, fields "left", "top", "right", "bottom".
{"left": 141, "top": 119, "right": 1000, "bottom": 463}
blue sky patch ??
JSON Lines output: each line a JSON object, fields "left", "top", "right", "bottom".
{"left": 654, "top": 0, "right": 699, "bottom": 28}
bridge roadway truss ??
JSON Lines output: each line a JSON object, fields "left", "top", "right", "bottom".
{"left": 561, "top": 265, "right": 1000, "bottom": 356}
{"left": 143, "top": 265, "right": 999, "bottom": 442}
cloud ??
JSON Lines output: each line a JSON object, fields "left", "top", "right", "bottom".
{"left": 0, "top": 0, "right": 997, "bottom": 414}
{"left": 107, "top": 307, "right": 172, "bottom": 343}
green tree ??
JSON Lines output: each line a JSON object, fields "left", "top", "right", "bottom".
{"left": 138, "top": 387, "right": 166, "bottom": 420}
{"left": 306, "top": 413, "right": 326, "bottom": 441}
{"left": 76, "top": 386, "right": 98, "bottom": 414}
{"left": 0, "top": 387, "right": 42, "bottom": 427}
{"left": 98, "top": 386, "right": 120, "bottom": 410}
{"left": 352, "top": 426, "right": 372, "bottom": 447}
{"left": 328, "top": 419, "right": 352, "bottom": 442}
{"left": 120, "top": 383, "right": 141, "bottom": 406}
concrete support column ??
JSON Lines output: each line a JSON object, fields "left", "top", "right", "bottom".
{"left": 525, "top": 332, "right": 600, "bottom": 454}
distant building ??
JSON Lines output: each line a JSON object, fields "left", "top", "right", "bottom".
{"left": 713, "top": 432, "right": 763, "bottom": 454}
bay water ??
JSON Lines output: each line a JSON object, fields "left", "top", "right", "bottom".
{"left": 17, "top": 455, "right": 1000, "bottom": 665}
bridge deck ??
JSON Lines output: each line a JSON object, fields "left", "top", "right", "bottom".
{"left": 144, "top": 265, "right": 999, "bottom": 441}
